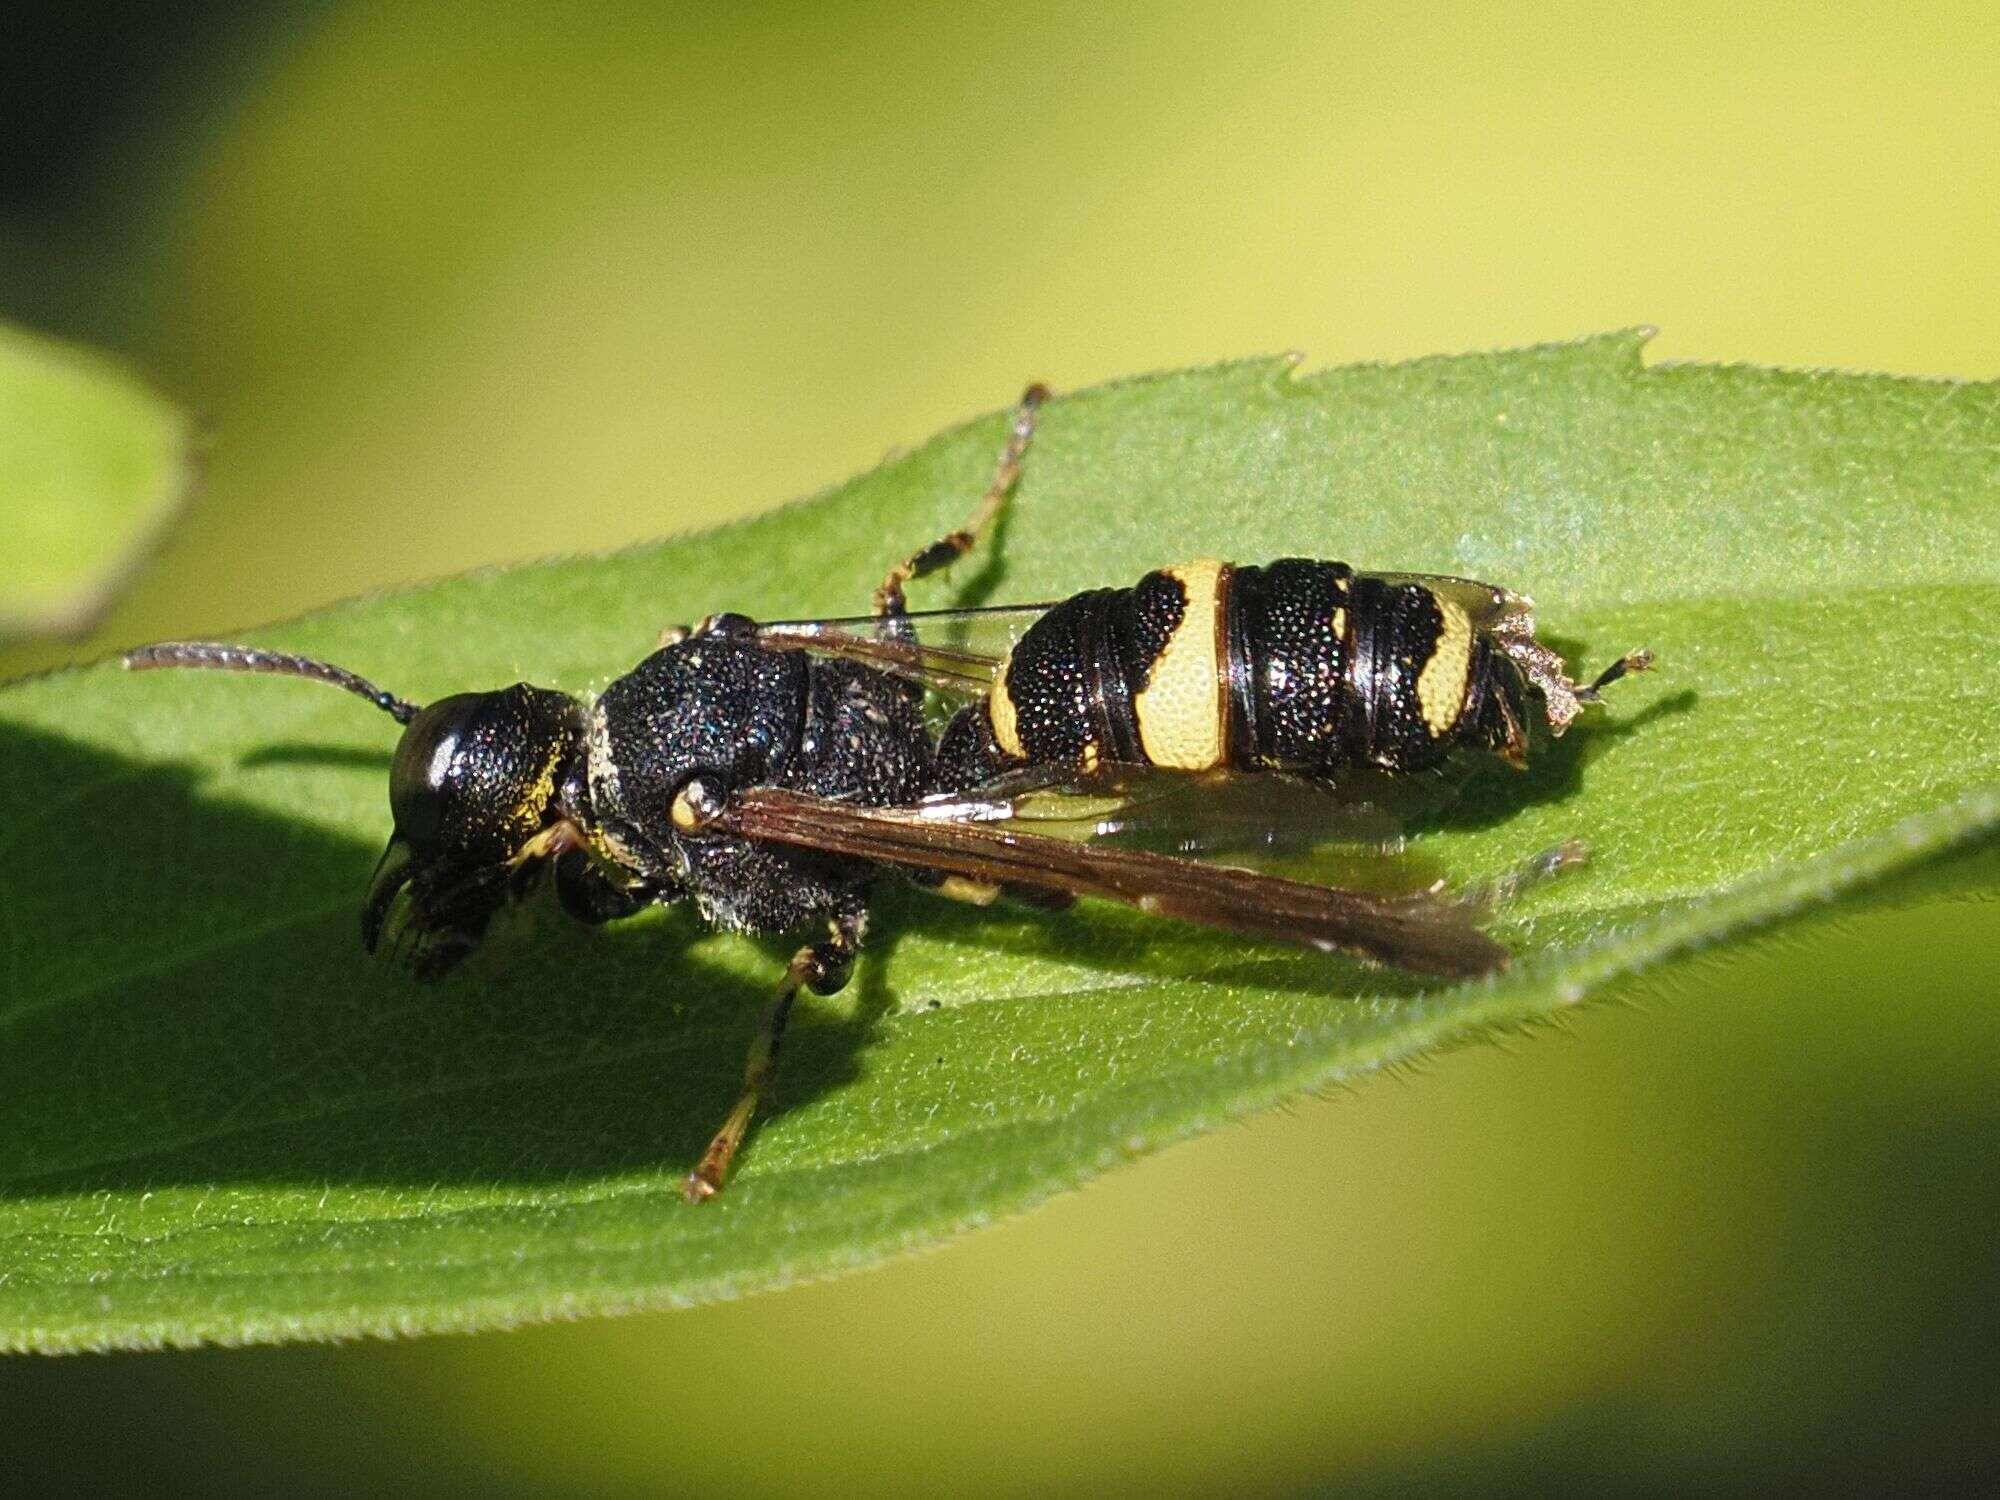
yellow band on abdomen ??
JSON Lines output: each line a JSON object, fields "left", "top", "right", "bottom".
{"left": 1415, "top": 596, "right": 1475, "bottom": 736}
{"left": 988, "top": 671, "right": 1027, "bottom": 759}
{"left": 1133, "top": 559, "right": 1229, "bottom": 770}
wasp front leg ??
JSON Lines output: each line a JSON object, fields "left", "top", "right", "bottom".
{"left": 874, "top": 383, "right": 1048, "bottom": 619}
{"left": 684, "top": 908, "right": 869, "bottom": 1202}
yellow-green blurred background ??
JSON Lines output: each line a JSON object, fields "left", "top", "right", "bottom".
{"left": 3, "top": 2, "right": 1996, "bottom": 1492}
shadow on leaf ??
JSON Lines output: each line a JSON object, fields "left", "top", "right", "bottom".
{"left": 0, "top": 720, "right": 889, "bottom": 1198}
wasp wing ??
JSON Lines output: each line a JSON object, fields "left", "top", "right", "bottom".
{"left": 1359, "top": 572, "right": 1532, "bottom": 630}
{"left": 754, "top": 603, "right": 1056, "bottom": 698}
{"left": 720, "top": 787, "right": 1510, "bottom": 978}
{"left": 918, "top": 763, "right": 1417, "bottom": 864}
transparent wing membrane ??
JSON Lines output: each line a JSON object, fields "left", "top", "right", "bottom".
{"left": 755, "top": 603, "right": 1057, "bottom": 698}
{"left": 922, "top": 763, "right": 1397, "bottom": 849}
{"left": 1359, "top": 572, "right": 1532, "bottom": 630}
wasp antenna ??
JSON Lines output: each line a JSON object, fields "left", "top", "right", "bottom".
{"left": 123, "top": 641, "right": 421, "bottom": 724}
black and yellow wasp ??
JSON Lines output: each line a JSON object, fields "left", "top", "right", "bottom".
{"left": 127, "top": 385, "right": 1650, "bottom": 1198}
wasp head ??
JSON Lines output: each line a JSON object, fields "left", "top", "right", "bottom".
{"left": 365, "top": 684, "right": 590, "bottom": 979}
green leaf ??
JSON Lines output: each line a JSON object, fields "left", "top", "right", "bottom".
{"left": 1, "top": 332, "right": 1994, "bottom": 1352}
{"left": 0, "top": 323, "right": 195, "bottom": 640}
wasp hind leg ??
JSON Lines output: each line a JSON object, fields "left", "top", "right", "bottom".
{"left": 873, "top": 383, "right": 1049, "bottom": 618}
{"left": 1454, "top": 840, "right": 1590, "bottom": 914}
{"left": 684, "top": 908, "right": 869, "bottom": 1202}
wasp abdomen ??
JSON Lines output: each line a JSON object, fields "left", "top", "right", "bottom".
{"left": 942, "top": 557, "right": 1528, "bottom": 788}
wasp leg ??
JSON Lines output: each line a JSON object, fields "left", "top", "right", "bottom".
{"left": 553, "top": 850, "right": 657, "bottom": 924}
{"left": 684, "top": 909, "right": 868, "bottom": 1202}
{"left": 1454, "top": 840, "right": 1590, "bottom": 914}
{"left": 874, "top": 383, "right": 1049, "bottom": 618}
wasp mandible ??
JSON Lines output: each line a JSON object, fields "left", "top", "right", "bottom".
{"left": 127, "top": 385, "right": 1651, "bottom": 1199}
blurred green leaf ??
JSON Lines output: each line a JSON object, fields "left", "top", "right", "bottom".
{"left": 0, "top": 333, "right": 1994, "bottom": 1352}
{"left": 0, "top": 324, "right": 193, "bottom": 640}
